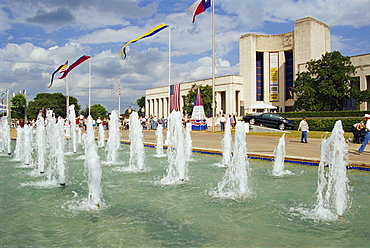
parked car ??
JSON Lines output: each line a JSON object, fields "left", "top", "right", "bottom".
{"left": 242, "top": 113, "right": 295, "bottom": 130}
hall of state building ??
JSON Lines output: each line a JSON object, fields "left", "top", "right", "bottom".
{"left": 145, "top": 17, "right": 369, "bottom": 119}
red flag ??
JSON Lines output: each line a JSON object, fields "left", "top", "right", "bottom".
{"left": 59, "top": 55, "right": 91, "bottom": 79}
{"left": 170, "top": 84, "right": 181, "bottom": 112}
{"left": 189, "top": 0, "right": 211, "bottom": 23}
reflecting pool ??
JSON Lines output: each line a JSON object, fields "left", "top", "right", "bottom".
{"left": 0, "top": 142, "right": 369, "bottom": 247}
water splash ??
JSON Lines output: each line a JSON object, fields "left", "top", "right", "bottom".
{"left": 0, "top": 116, "right": 11, "bottom": 155}
{"left": 155, "top": 124, "right": 166, "bottom": 157}
{"left": 84, "top": 115, "right": 103, "bottom": 208}
{"left": 272, "top": 133, "right": 293, "bottom": 176}
{"left": 56, "top": 117, "right": 66, "bottom": 185}
{"left": 161, "top": 111, "right": 188, "bottom": 184}
{"left": 68, "top": 105, "right": 77, "bottom": 153}
{"left": 35, "top": 113, "right": 46, "bottom": 173}
{"left": 221, "top": 120, "right": 232, "bottom": 166}
{"left": 312, "top": 120, "right": 350, "bottom": 220}
{"left": 184, "top": 127, "right": 193, "bottom": 161}
{"left": 98, "top": 123, "right": 105, "bottom": 147}
{"left": 44, "top": 109, "right": 59, "bottom": 185}
{"left": 13, "top": 126, "right": 24, "bottom": 161}
{"left": 128, "top": 111, "right": 145, "bottom": 171}
{"left": 23, "top": 124, "right": 33, "bottom": 166}
{"left": 106, "top": 110, "right": 121, "bottom": 163}
{"left": 212, "top": 121, "right": 252, "bottom": 198}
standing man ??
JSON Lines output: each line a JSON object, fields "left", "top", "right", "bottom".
{"left": 357, "top": 114, "right": 370, "bottom": 155}
{"left": 219, "top": 115, "right": 226, "bottom": 131}
{"left": 298, "top": 117, "right": 309, "bottom": 143}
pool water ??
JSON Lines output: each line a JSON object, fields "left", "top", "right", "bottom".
{"left": 0, "top": 142, "right": 369, "bottom": 247}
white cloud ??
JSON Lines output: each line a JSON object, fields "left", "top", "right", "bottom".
{"left": 0, "top": 8, "right": 12, "bottom": 32}
{"left": 220, "top": 0, "right": 369, "bottom": 29}
{"left": 0, "top": 0, "right": 368, "bottom": 114}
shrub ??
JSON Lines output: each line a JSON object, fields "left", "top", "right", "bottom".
{"left": 291, "top": 118, "right": 363, "bottom": 132}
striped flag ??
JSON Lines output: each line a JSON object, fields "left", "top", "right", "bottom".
{"left": 59, "top": 55, "right": 91, "bottom": 79}
{"left": 49, "top": 60, "right": 68, "bottom": 88}
{"left": 121, "top": 24, "right": 169, "bottom": 60}
{"left": 170, "top": 84, "right": 181, "bottom": 112}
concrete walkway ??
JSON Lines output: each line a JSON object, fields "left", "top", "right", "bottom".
{"left": 8, "top": 127, "right": 369, "bottom": 170}
{"left": 120, "top": 129, "right": 370, "bottom": 170}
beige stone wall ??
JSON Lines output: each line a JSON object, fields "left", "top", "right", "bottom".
{"left": 351, "top": 54, "right": 370, "bottom": 110}
{"left": 239, "top": 16, "right": 331, "bottom": 112}
{"left": 294, "top": 17, "right": 331, "bottom": 73}
{"left": 145, "top": 75, "right": 243, "bottom": 117}
{"left": 146, "top": 17, "right": 368, "bottom": 115}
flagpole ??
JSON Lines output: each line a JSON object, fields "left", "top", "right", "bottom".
{"left": 6, "top": 89, "right": 10, "bottom": 125}
{"left": 166, "top": 26, "right": 171, "bottom": 144}
{"left": 88, "top": 59, "right": 91, "bottom": 116}
{"left": 118, "top": 78, "right": 121, "bottom": 116}
{"left": 65, "top": 57, "right": 70, "bottom": 119}
{"left": 168, "top": 26, "right": 171, "bottom": 117}
{"left": 211, "top": 0, "right": 215, "bottom": 132}
{"left": 66, "top": 76, "right": 69, "bottom": 119}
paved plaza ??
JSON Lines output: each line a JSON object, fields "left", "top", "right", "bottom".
{"left": 8, "top": 128, "right": 369, "bottom": 170}
{"left": 120, "top": 129, "right": 370, "bottom": 170}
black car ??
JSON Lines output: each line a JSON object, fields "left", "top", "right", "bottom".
{"left": 242, "top": 113, "right": 295, "bottom": 130}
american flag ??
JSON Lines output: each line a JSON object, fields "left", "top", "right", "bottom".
{"left": 169, "top": 84, "right": 181, "bottom": 112}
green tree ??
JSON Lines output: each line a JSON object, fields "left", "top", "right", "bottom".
{"left": 11, "top": 94, "right": 26, "bottom": 119}
{"left": 293, "top": 51, "right": 368, "bottom": 111}
{"left": 27, "top": 93, "right": 80, "bottom": 119}
{"left": 80, "top": 104, "right": 107, "bottom": 119}
{"left": 136, "top": 95, "right": 145, "bottom": 116}
{"left": 183, "top": 84, "right": 213, "bottom": 117}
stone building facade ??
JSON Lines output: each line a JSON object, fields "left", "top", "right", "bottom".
{"left": 145, "top": 17, "right": 369, "bottom": 118}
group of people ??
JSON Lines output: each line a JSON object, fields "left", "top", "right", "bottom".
{"left": 298, "top": 114, "right": 370, "bottom": 154}
{"left": 219, "top": 114, "right": 237, "bottom": 131}
{"left": 140, "top": 116, "right": 168, "bottom": 130}
{"left": 355, "top": 114, "right": 370, "bottom": 155}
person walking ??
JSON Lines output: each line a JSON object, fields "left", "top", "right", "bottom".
{"left": 357, "top": 114, "right": 370, "bottom": 155}
{"left": 219, "top": 115, "right": 226, "bottom": 131}
{"left": 298, "top": 117, "right": 309, "bottom": 143}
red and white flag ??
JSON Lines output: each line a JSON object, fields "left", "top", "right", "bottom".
{"left": 189, "top": 0, "right": 211, "bottom": 23}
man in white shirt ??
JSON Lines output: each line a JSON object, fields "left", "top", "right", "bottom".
{"left": 219, "top": 115, "right": 226, "bottom": 131}
{"left": 298, "top": 117, "right": 309, "bottom": 143}
{"left": 357, "top": 114, "right": 370, "bottom": 155}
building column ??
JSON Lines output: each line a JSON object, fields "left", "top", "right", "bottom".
{"left": 216, "top": 91, "right": 222, "bottom": 115}
{"left": 158, "top": 98, "right": 163, "bottom": 118}
{"left": 145, "top": 98, "right": 149, "bottom": 117}
{"left": 226, "top": 87, "right": 236, "bottom": 114}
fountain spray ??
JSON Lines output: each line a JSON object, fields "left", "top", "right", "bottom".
{"left": 155, "top": 124, "right": 165, "bottom": 157}
{"left": 98, "top": 123, "right": 105, "bottom": 147}
{"left": 314, "top": 120, "right": 350, "bottom": 218}
{"left": 0, "top": 116, "right": 11, "bottom": 155}
{"left": 161, "top": 111, "right": 187, "bottom": 184}
{"left": 128, "top": 111, "right": 145, "bottom": 171}
{"left": 106, "top": 110, "right": 121, "bottom": 163}
{"left": 68, "top": 105, "right": 77, "bottom": 153}
{"left": 35, "top": 113, "right": 46, "bottom": 174}
{"left": 214, "top": 121, "right": 251, "bottom": 198}
{"left": 222, "top": 120, "right": 232, "bottom": 166}
{"left": 84, "top": 115, "right": 103, "bottom": 208}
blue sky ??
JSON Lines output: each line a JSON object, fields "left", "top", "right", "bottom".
{"left": 0, "top": 0, "right": 369, "bottom": 114}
